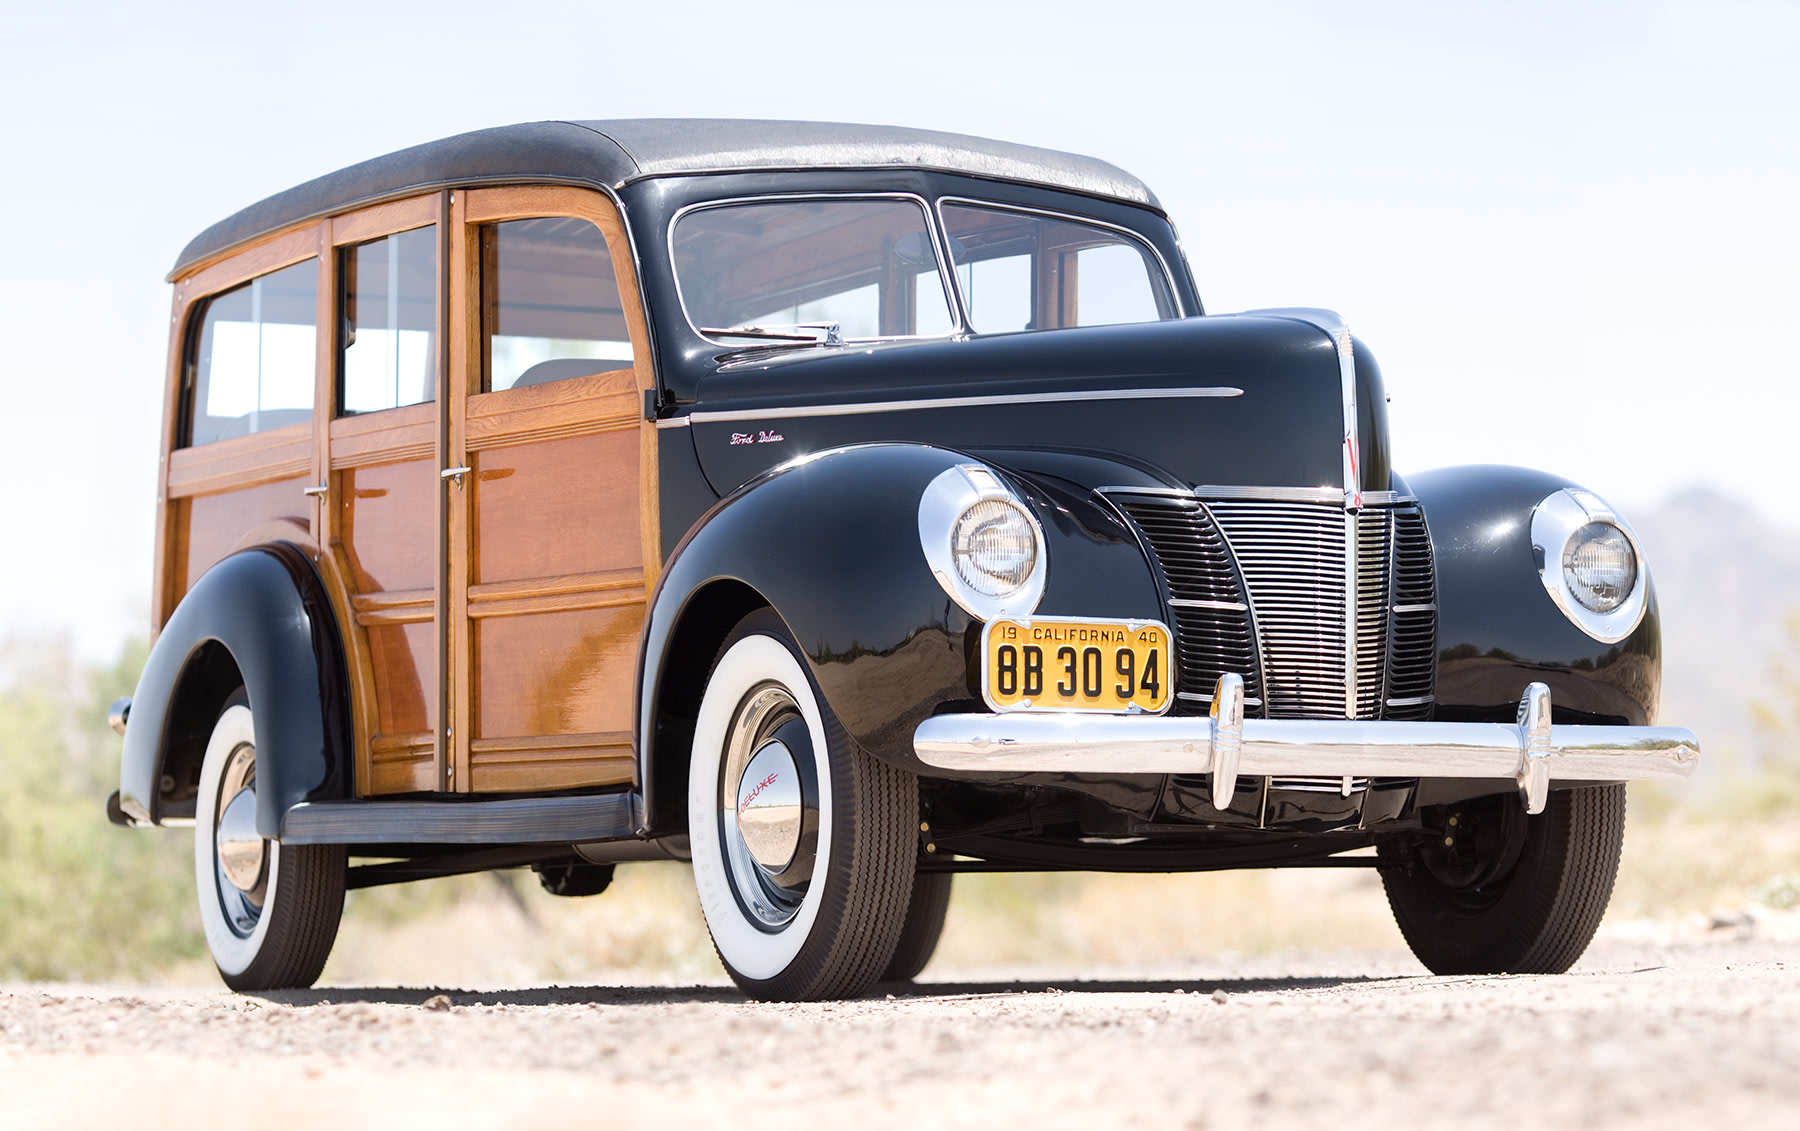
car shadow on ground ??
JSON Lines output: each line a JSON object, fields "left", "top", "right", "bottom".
{"left": 250, "top": 973, "right": 1404, "bottom": 1009}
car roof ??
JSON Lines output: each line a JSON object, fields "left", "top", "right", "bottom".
{"left": 170, "top": 119, "right": 1163, "bottom": 279}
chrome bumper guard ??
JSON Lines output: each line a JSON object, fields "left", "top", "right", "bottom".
{"left": 913, "top": 676, "right": 1699, "bottom": 814}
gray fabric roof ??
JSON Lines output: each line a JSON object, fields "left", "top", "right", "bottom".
{"left": 171, "top": 119, "right": 1161, "bottom": 279}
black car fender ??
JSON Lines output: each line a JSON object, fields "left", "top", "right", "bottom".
{"left": 1410, "top": 464, "right": 1661, "bottom": 727}
{"left": 117, "top": 543, "right": 352, "bottom": 834}
{"left": 633, "top": 442, "right": 1165, "bottom": 835}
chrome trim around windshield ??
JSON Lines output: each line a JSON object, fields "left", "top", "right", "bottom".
{"left": 935, "top": 196, "right": 1190, "bottom": 321}
{"left": 670, "top": 385, "right": 1243, "bottom": 427}
{"left": 669, "top": 191, "right": 962, "bottom": 348}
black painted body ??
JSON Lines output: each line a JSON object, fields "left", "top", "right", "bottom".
{"left": 125, "top": 150, "right": 1669, "bottom": 867}
{"left": 1411, "top": 465, "right": 1660, "bottom": 727}
{"left": 120, "top": 545, "right": 351, "bottom": 837}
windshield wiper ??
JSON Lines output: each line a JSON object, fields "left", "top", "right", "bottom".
{"left": 701, "top": 322, "right": 844, "bottom": 346}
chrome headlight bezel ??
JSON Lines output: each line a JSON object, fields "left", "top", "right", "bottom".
{"left": 1529, "top": 488, "right": 1649, "bottom": 644}
{"left": 918, "top": 463, "right": 1047, "bottom": 622}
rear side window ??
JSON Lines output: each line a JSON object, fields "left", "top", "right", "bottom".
{"left": 939, "top": 203, "right": 1175, "bottom": 333}
{"left": 341, "top": 225, "right": 438, "bottom": 414}
{"left": 185, "top": 258, "right": 318, "bottom": 446}
{"left": 481, "top": 217, "right": 634, "bottom": 392}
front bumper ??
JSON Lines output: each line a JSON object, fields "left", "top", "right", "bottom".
{"left": 913, "top": 677, "right": 1698, "bottom": 814}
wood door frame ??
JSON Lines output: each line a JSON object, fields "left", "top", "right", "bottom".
{"left": 321, "top": 193, "right": 443, "bottom": 795}
{"left": 445, "top": 185, "right": 658, "bottom": 792}
{"left": 158, "top": 184, "right": 657, "bottom": 799}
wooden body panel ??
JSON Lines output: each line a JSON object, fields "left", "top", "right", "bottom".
{"left": 158, "top": 182, "right": 658, "bottom": 800}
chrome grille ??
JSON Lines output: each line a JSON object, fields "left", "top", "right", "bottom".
{"left": 1385, "top": 507, "right": 1438, "bottom": 720}
{"left": 1109, "top": 495, "right": 1262, "bottom": 714}
{"left": 1355, "top": 510, "right": 1393, "bottom": 719}
{"left": 1114, "top": 493, "right": 1438, "bottom": 724}
{"left": 1206, "top": 501, "right": 1353, "bottom": 718}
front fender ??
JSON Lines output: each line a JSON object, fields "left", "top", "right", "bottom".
{"left": 118, "top": 544, "right": 351, "bottom": 835}
{"left": 1411, "top": 465, "right": 1661, "bottom": 726}
{"left": 635, "top": 443, "right": 1165, "bottom": 832}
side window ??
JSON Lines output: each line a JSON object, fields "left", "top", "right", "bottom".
{"left": 939, "top": 203, "right": 1175, "bottom": 333}
{"left": 340, "top": 225, "right": 437, "bottom": 414}
{"left": 185, "top": 258, "right": 318, "bottom": 446}
{"left": 481, "top": 217, "right": 634, "bottom": 392}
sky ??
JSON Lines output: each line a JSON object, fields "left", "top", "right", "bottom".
{"left": 1, "top": 0, "right": 1795, "bottom": 659}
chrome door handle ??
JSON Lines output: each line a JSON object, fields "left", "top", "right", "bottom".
{"left": 441, "top": 466, "right": 473, "bottom": 486}
{"left": 303, "top": 484, "right": 329, "bottom": 498}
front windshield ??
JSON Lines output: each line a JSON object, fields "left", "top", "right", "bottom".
{"left": 672, "top": 198, "right": 956, "bottom": 344}
{"left": 939, "top": 202, "right": 1176, "bottom": 332}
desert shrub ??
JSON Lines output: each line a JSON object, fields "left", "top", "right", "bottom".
{"left": 0, "top": 638, "right": 204, "bottom": 980}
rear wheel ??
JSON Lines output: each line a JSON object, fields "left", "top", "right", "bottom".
{"left": 688, "top": 609, "right": 917, "bottom": 1001}
{"left": 194, "top": 690, "right": 345, "bottom": 991}
{"left": 1379, "top": 785, "right": 1625, "bottom": 975}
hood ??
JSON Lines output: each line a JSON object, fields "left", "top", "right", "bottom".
{"left": 683, "top": 313, "right": 1392, "bottom": 499}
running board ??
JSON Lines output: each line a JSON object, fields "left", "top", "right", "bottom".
{"left": 279, "top": 790, "right": 641, "bottom": 845}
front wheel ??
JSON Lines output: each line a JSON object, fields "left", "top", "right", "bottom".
{"left": 689, "top": 610, "right": 917, "bottom": 1001}
{"left": 195, "top": 690, "right": 345, "bottom": 991}
{"left": 1379, "top": 784, "right": 1625, "bottom": 975}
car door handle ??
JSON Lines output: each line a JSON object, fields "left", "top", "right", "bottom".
{"left": 302, "top": 483, "right": 329, "bottom": 498}
{"left": 441, "top": 466, "right": 473, "bottom": 486}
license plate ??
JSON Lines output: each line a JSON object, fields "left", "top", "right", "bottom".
{"left": 982, "top": 617, "right": 1173, "bottom": 714}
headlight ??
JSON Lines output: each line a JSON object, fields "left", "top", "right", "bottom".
{"left": 919, "top": 463, "right": 1046, "bottom": 620}
{"left": 1530, "top": 488, "right": 1648, "bottom": 643}
{"left": 952, "top": 499, "right": 1038, "bottom": 596}
{"left": 1562, "top": 521, "right": 1636, "bottom": 612}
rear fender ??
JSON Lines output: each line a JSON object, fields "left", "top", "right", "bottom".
{"left": 118, "top": 544, "right": 352, "bottom": 835}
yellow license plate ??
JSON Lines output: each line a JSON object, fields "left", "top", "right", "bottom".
{"left": 982, "top": 617, "right": 1173, "bottom": 714}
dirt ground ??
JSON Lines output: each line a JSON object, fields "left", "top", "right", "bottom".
{"left": 4, "top": 930, "right": 1795, "bottom": 1131}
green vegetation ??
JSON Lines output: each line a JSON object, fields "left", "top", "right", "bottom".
{"left": 0, "top": 638, "right": 203, "bottom": 980}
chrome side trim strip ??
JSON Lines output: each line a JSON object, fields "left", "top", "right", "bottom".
{"left": 1385, "top": 694, "right": 1435, "bottom": 707}
{"left": 676, "top": 386, "right": 1244, "bottom": 426}
{"left": 913, "top": 682, "right": 1699, "bottom": 814}
{"left": 280, "top": 791, "right": 639, "bottom": 845}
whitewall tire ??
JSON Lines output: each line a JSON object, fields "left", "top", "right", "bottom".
{"left": 689, "top": 610, "right": 917, "bottom": 1001}
{"left": 194, "top": 690, "right": 345, "bottom": 991}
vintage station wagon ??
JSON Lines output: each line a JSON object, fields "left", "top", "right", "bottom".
{"left": 108, "top": 120, "right": 1699, "bottom": 1000}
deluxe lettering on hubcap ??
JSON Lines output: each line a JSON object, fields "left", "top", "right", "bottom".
{"left": 736, "top": 739, "right": 803, "bottom": 871}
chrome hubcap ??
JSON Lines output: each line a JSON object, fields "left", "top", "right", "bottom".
{"left": 720, "top": 684, "right": 820, "bottom": 929}
{"left": 737, "top": 739, "right": 803, "bottom": 870}
{"left": 213, "top": 741, "right": 269, "bottom": 934}
{"left": 217, "top": 787, "right": 264, "bottom": 892}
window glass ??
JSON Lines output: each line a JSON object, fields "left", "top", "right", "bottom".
{"left": 341, "top": 226, "right": 437, "bottom": 414}
{"left": 482, "top": 217, "right": 634, "bottom": 392}
{"left": 939, "top": 204, "right": 1175, "bottom": 333}
{"left": 186, "top": 258, "right": 317, "bottom": 446}
{"left": 672, "top": 199, "right": 954, "bottom": 342}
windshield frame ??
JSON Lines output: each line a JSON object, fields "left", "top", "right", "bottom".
{"left": 933, "top": 195, "right": 1189, "bottom": 331}
{"left": 668, "top": 191, "right": 966, "bottom": 351}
